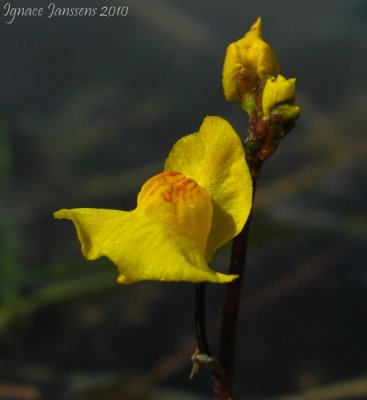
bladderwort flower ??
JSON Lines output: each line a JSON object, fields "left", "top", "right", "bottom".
{"left": 54, "top": 116, "right": 253, "bottom": 284}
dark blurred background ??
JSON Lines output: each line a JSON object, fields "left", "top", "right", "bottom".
{"left": 0, "top": 0, "right": 366, "bottom": 399}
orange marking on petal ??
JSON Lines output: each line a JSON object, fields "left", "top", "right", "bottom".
{"left": 136, "top": 171, "right": 213, "bottom": 253}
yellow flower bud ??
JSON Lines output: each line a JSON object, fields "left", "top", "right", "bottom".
{"left": 222, "top": 17, "right": 280, "bottom": 102}
{"left": 262, "top": 75, "right": 296, "bottom": 119}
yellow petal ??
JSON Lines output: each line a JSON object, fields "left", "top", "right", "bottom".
{"left": 262, "top": 75, "right": 296, "bottom": 119}
{"left": 164, "top": 116, "right": 252, "bottom": 259}
{"left": 54, "top": 208, "right": 130, "bottom": 261}
{"left": 222, "top": 17, "right": 280, "bottom": 101}
{"left": 137, "top": 171, "right": 212, "bottom": 253}
{"left": 54, "top": 208, "right": 237, "bottom": 284}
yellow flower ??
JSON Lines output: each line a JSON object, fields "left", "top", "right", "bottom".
{"left": 262, "top": 75, "right": 297, "bottom": 119}
{"left": 222, "top": 17, "right": 280, "bottom": 102}
{"left": 54, "top": 116, "right": 253, "bottom": 284}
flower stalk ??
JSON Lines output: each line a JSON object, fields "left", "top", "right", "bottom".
{"left": 194, "top": 283, "right": 210, "bottom": 356}
{"left": 193, "top": 18, "right": 300, "bottom": 399}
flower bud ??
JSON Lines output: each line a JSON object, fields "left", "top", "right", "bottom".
{"left": 262, "top": 75, "right": 297, "bottom": 119}
{"left": 222, "top": 17, "right": 280, "bottom": 103}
